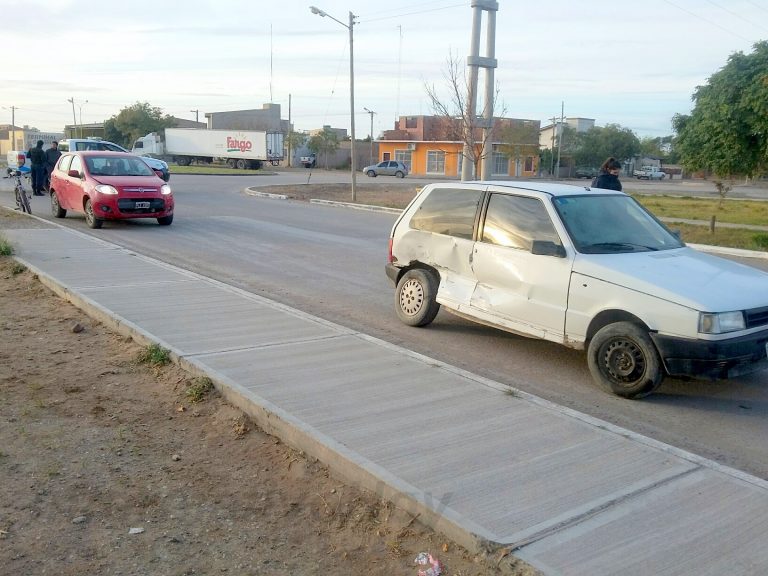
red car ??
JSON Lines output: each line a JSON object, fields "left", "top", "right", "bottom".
{"left": 49, "top": 151, "right": 174, "bottom": 229}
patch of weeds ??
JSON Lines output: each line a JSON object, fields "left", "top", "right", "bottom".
{"left": 752, "top": 233, "right": 768, "bottom": 250}
{"left": 0, "top": 235, "right": 13, "bottom": 256}
{"left": 504, "top": 387, "right": 520, "bottom": 398}
{"left": 232, "top": 417, "right": 249, "bottom": 438}
{"left": 11, "top": 262, "right": 26, "bottom": 275}
{"left": 186, "top": 376, "right": 214, "bottom": 403}
{"left": 136, "top": 343, "right": 171, "bottom": 366}
{"left": 385, "top": 539, "right": 408, "bottom": 558}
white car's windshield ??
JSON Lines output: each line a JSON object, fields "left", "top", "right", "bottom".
{"left": 553, "top": 194, "right": 684, "bottom": 253}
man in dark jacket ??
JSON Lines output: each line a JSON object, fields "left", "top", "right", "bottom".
{"left": 27, "top": 140, "right": 47, "bottom": 196}
{"left": 44, "top": 141, "right": 61, "bottom": 192}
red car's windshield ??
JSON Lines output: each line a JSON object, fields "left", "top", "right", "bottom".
{"left": 85, "top": 156, "right": 154, "bottom": 177}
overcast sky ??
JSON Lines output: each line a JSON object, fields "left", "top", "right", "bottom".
{"left": 2, "top": 0, "right": 767, "bottom": 139}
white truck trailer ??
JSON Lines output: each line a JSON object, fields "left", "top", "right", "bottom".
{"left": 132, "top": 128, "right": 284, "bottom": 169}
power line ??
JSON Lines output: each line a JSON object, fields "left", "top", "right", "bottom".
{"left": 361, "top": 3, "right": 464, "bottom": 24}
{"left": 744, "top": 0, "right": 768, "bottom": 14}
{"left": 660, "top": 0, "right": 755, "bottom": 42}
{"left": 362, "top": 0, "right": 463, "bottom": 19}
{"left": 703, "top": 0, "right": 768, "bottom": 34}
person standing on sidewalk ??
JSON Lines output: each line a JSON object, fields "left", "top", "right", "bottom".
{"left": 44, "top": 141, "right": 61, "bottom": 192}
{"left": 591, "top": 157, "right": 623, "bottom": 191}
{"left": 27, "top": 140, "right": 47, "bottom": 196}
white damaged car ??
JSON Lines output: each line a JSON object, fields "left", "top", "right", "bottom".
{"left": 385, "top": 181, "right": 768, "bottom": 399}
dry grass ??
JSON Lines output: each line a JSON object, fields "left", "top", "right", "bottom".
{"left": 635, "top": 195, "right": 768, "bottom": 226}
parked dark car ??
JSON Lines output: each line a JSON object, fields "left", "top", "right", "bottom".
{"left": 363, "top": 160, "right": 408, "bottom": 178}
{"left": 574, "top": 166, "right": 598, "bottom": 179}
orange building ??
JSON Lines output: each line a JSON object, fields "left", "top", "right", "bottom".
{"left": 377, "top": 115, "right": 540, "bottom": 178}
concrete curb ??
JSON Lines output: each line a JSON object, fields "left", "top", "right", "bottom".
{"left": 309, "top": 198, "right": 404, "bottom": 214}
{"left": 689, "top": 242, "right": 768, "bottom": 260}
{"left": 244, "top": 188, "right": 288, "bottom": 200}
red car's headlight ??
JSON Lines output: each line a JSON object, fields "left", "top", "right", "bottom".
{"left": 94, "top": 185, "right": 118, "bottom": 195}
{"left": 161, "top": 184, "right": 172, "bottom": 195}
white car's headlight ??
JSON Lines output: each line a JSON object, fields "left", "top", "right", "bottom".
{"left": 94, "top": 185, "right": 118, "bottom": 195}
{"left": 161, "top": 184, "right": 172, "bottom": 195}
{"left": 698, "top": 311, "right": 746, "bottom": 334}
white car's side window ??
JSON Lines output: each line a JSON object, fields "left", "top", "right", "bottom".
{"left": 481, "top": 194, "right": 561, "bottom": 251}
{"left": 409, "top": 188, "right": 483, "bottom": 239}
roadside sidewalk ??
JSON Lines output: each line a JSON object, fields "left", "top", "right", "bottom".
{"left": 3, "top": 222, "right": 768, "bottom": 575}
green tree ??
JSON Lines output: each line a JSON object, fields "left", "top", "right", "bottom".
{"left": 103, "top": 102, "right": 175, "bottom": 148}
{"left": 285, "top": 130, "right": 307, "bottom": 167}
{"left": 673, "top": 41, "right": 768, "bottom": 179}
{"left": 307, "top": 127, "right": 340, "bottom": 169}
{"left": 572, "top": 124, "right": 640, "bottom": 168}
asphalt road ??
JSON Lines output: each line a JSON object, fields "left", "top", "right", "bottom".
{"left": 6, "top": 172, "right": 768, "bottom": 480}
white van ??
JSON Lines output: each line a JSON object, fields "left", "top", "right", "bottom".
{"left": 386, "top": 181, "right": 768, "bottom": 398}
{"left": 6, "top": 150, "right": 28, "bottom": 169}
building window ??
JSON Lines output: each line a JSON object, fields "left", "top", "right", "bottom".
{"left": 405, "top": 117, "right": 418, "bottom": 129}
{"left": 426, "top": 150, "right": 445, "bottom": 174}
{"left": 395, "top": 150, "right": 412, "bottom": 169}
{"left": 492, "top": 151, "right": 508, "bottom": 176}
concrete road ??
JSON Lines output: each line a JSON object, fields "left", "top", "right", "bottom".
{"left": 5, "top": 173, "right": 768, "bottom": 481}
{"left": 187, "top": 166, "right": 768, "bottom": 200}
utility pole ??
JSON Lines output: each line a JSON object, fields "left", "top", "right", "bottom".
{"left": 78, "top": 100, "right": 88, "bottom": 138}
{"left": 364, "top": 107, "right": 376, "bottom": 165}
{"left": 287, "top": 94, "right": 292, "bottom": 168}
{"left": 550, "top": 116, "right": 556, "bottom": 176}
{"left": 67, "top": 98, "right": 77, "bottom": 138}
{"left": 463, "top": 1, "right": 498, "bottom": 181}
{"left": 555, "top": 101, "right": 564, "bottom": 180}
{"left": 9, "top": 106, "right": 17, "bottom": 151}
{"left": 190, "top": 109, "right": 199, "bottom": 124}
{"left": 348, "top": 10, "right": 357, "bottom": 202}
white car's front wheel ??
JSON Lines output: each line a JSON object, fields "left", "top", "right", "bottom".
{"left": 587, "top": 322, "right": 664, "bottom": 399}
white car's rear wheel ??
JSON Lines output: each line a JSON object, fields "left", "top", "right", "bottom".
{"left": 395, "top": 269, "right": 440, "bottom": 327}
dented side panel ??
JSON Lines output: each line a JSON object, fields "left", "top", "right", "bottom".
{"left": 394, "top": 228, "right": 477, "bottom": 307}
{"left": 470, "top": 242, "right": 573, "bottom": 343}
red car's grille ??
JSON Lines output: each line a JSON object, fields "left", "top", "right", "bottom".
{"left": 121, "top": 187, "right": 159, "bottom": 193}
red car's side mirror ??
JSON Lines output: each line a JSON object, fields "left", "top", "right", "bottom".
{"left": 153, "top": 169, "right": 164, "bottom": 179}
{"left": 67, "top": 169, "right": 81, "bottom": 178}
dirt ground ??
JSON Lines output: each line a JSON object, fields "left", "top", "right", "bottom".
{"left": 0, "top": 207, "right": 538, "bottom": 575}
{"left": 255, "top": 181, "right": 423, "bottom": 209}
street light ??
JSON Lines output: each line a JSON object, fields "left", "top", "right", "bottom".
{"left": 67, "top": 97, "right": 77, "bottom": 138}
{"left": 364, "top": 107, "right": 376, "bottom": 166}
{"left": 310, "top": 5, "right": 357, "bottom": 202}
{"left": 78, "top": 100, "right": 88, "bottom": 138}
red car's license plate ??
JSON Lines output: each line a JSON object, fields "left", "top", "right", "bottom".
{"left": 135, "top": 201, "right": 150, "bottom": 209}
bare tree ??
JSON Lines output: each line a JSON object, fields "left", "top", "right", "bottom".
{"left": 424, "top": 52, "right": 505, "bottom": 180}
